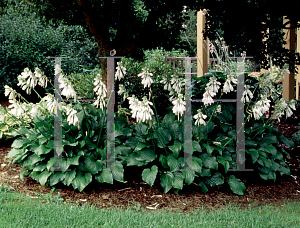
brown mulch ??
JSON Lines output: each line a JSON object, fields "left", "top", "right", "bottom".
{"left": 0, "top": 99, "right": 300, "bottom": 215}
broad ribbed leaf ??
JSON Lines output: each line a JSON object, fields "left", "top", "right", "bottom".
{"left": 125, "top": 137, "right": 139, "bottom": 149}
{"left": 63, "top": 169, "right": 76, "bottom": 186}
{"left": 199, "top": 167, "right": 211, "bottom": 177}
{"left": 134, "top": 142, "right": 151, "bottom": 152}
{"left": 245, "top": 139, "right": 257, "bottom": 148}
{"left": 135, "top": 149, "right": 156, "bottom": 163}
{"left": 201, "top": 154, "right": 218, "bottom": 170}
{"left": 6, "top": 148, "right": 21, "bottom": 159}
{"left": 205, "top": 172, "right": 224, "bottom": 187}
{"left": 84, "top": 156, "right": 102, "bottom": 174}
{"left": 115, "top": 145, "right": 132, "bottom": 156}
{"left": 279, "top": 135, "right": 294, "bottom": 148}
{"left": 50, "top": 172, "right": 65, "bottom": 186}
{"left": 168, "top": 142, "right": 182, "bottom": 158}
{"left": 11, "top": 138, "right": 27, "bottom": 149}
{"left": 203, "top": 143, "right": 214, "bottom": 154}
{"left": 182, "top": 169, "right": 195, "bottom": 185}
{"left": 167, "top": 154, "right": 181, "bottom": 172}
{"left": 35, "top": 144, "right": 52, "bottom": 156}
{"left": 172, "top": 172, "right": 184, "bottom": 190}
{"left": 33, "top": 163, "right": 47, "bottom": 172}
{"left": 259, "top": 134, "right": 277, "bottom": 146}
{"left": 127, "top": 153, "right": 146, "bottom": 166}
{"left": 95, "top": 169, "right": 113, "bottom": 184}
{"left": 199, "top": 180, "right": 208, "bottom": 193}
{"left": 246, "top": 148, "right": 259, "bottom": 164}
{"left": 134, "top": 122, "right": 148, "bottom": 135}
{"left": 162, "top": 113, "right": 175, "bottom": 127}
{"left": 72, "top": 171, "right": 92, "bottom": 192}
{"left": 111, "top": 161, "right": 124, "bottom": 182}
{"left": 22, "top": 153, "right": 44, "bottom": 168}
{"left": 38, "top": 171, "right": 52, "bottom": 186}
{"left": 261, "top": 145, "right": 277, "bottom": 156}
{"left": 278, "top": 165, "right": 290, "bottom": 175}
{"left": 160, "top": 172, "right": 174, "bottom": 193}
{"left": 192, "top": 141, "right": 202, "bottom": 152}
{"left": 226, "top": 175, "right": 246, "bottom": 195}
{"left": 142, "top": 165, "right": 158, "bottom": 187}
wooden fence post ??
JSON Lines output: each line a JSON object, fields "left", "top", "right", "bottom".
{"left": 197, "top": 10, "right": 209, "bottom": 77}
{"left": 296, "top": 27, "right": 300, "bottom": 100}
{"left": 282, "top": 16, "right": 295, "bottom": 101}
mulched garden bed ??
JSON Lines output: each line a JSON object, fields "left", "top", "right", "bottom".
{"left": 0, "top": 99, "right": 300, "bottom": 215}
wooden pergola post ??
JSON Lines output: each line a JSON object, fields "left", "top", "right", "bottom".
{"left": 197, "top": 9, "right": 209, "bottom": 77}
{"left": 282, "top": 16, "right": 295, "bottom": 101}
{"left": 296, "top": 27, "right": 300, "bottom": 100}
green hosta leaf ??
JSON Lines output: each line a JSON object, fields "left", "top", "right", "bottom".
{"left": 115, "top": 145, "right": 132, "bottom": 156}
{"left": 201, "top": 154, "right": 218, "bottom": 170}
{"left": 127, "top": 153, "right": 146, "bottom": 166}
{"left": 246, "top": 148, "right": 259, "bottom": 164}
{"left": 38, "top": 171, "right": 52, "bottom": 186}
{"left": 199, "top": 168, "right": 211, "bottom": 177}
{"left": 49, "top": 172, "right": 66, "bottom": 186}
{"left": 203, "top": 143, "right": 214, "bottom": 155}
{"left": 258, "top": 147, "right": 268, "bottom": 157}
{"left": 33, "top": 163, "right": 47, "bottom": 172}
{"left": 270, "top": 160, "right": 280, "bottom": 171}
{"left": 261, "top": 145, "right": 277, "bottom": 156}
{"left": 167, "top": 154, "right": 181, "bottom": 172}
{"left": 172, "top": 172, "right": 184, "bottom": 190}
{"left": 279, "top": 135, "right": 294, "bottom": 149}
{"left": 142, "top": 165, "right": 158, "bottom": 187}
{"left": 6, "top": 148, "right": 22, "bottom": 159}
{"left": 192, "top": 141, "right": 202, "bottom": 152}
{"left": 169, "top": 123, "right": 181, "bottom": 140}
{"left": 278, "top": 165, "right": 290, "bottom": 175}
{"left": 159, "top": 154, "right": 169, "bottom": 169}
{"left": 205, "top": 172, "right": 224, "bottom": 187}
{"left": 260, "top": 157, "right": 271, "bottom": 168}
{"left": 160, "top": 171, "right": 174, "bottom": 193}
{"left": 84, "top": 156, "right": 102, "bottom": 174}
{"left": 259, "top": 134, "right": 277, "bottom": 146}
{"left": 135, "top": 149, "right": 156, "bottom": 163}
{"left": 38, "top": 135, "right": 48, "bottom": 145}
{"left": 72, "top": 171, "right": 92, "bottom": 192}
{"left": 111, "top": 161, "right": 124, "bottom": 182}
{"left": 182, "top": 168, "right": 195, "bottom": 185}
{"left": 35, "top": 144, "right": 52, "bottom": 156}
{"left": 46, "top": 140, "right": 54, "bottom": 150}
{"left": 125, "top": 137, "right": 139, "bottom": 149}
{"left": 22, "top": 153, "right": 44, "bottom": 168}
{"left": 11, "top": 138, "right": 28, "bottom": 149}
{"left": 134, "top": 142, "right": 151, "bottom": 152}
{"left": 20, "top": 170, "right": 29, "bottom": 181}
{"left": 275, "top": 152, "right": 283, "bottom": 161}
{"left": 63, "top": 169, "right": 76, "bottom": 186}
{"left": 46, "top": 157, "right": 55, "bottom": 170}
{"left": 226, "top": 175, "right": 246, "bottom": 195}
{"left": 219, "top": 122, "right": 231, "bottom": 132}
{"left": 67, "top": 152, "right": 84, "bottom": 166}
{"left": 199, "top": 180, "right": 208, "bottom": 193}
{"left": 168, "top": 142, "right": 182, "bottom": 158}
{"left": 95, "top": 169, "right": 113, "bottom": 184}
{"left": 162, "top": 113, "right": 175, "bottom": 127}
{"left": 245, "top": 139, "right": 257, "bottom": 148}
{"left": 217, "top": 156, "right": 229, "bottom": 174}
{"left": 134, "top": 122, "right": 148, "bottom": 135}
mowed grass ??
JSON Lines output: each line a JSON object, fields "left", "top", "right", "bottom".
{"left": 0, "top": 185, "right": 300, "bottom": 228}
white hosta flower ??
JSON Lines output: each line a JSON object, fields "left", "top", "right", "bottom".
{"left": 171, "top": 76, "right": 185, "bottom": 94}
{"left": 93, "top": 96, "right": 106, "bottom": 111}
{"left": 241, "top": 84, "right": 253, "bottom": 103}
{"left": 172, "top": 94, "right": 186, "bottom": 121}
{"left": 58, "top": 75, "right": 77, "bottom": 100}
{"left": 8, "top": 99, "right": 26, "bottom": 118}
{"left": 4, "top": 85, "right": 17, "bottom": 100}
{"left": 118, "top": 84, "right": 128, "bottom": 101}
{"left": 17, "top": 67, "right": 40, "bottom": 95}
{"left": 42, "top": 94, "right": 61, "bottom": 114}
{"left": 202, "top": 90, "right": 215, "bottom": 107}
{"left": 193, "top": 109, "right": 207, "bottom": 126}
{"left": 207, "top": 76, "right": 221, "bottom": 95}
{"left": 128, "top": 96, "right": 141, "bottom": 120}
{"left": 223, "top": 74, "right": 238, "bottom": 94}
{"left": 0, "top": 106, "right": 5, "bottom": 123}
{"left": 115, "top": 61, "right": 126, "bottom": 81}
{"left": 160, "top": 77, "right": 172, "bottom": 91}
{"left": 138, "top": 69, "right": 153, "bottom": 88}
{"left": 136, "top": 97, "right": 154, "bottom": 123}
{"left": 216, "top": 104, "right": 221, "bottom": 113}
{"left": 252, "top": 106, "right": 264, "bottom": 120}
{"left": 93, "top": 74, "right": 107, "bottom": 98}
{"left": 30, "top": 104, "right": 42, "bottom": 118}
{"left": 66, "top": 107, "right": 79, "bottom": 127}
{"left": 35, "top": 67, "right": 48, "bottom": 88}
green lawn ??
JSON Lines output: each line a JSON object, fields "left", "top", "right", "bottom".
{"left": 0, "top": 185, "right": 299, "bottom": 228}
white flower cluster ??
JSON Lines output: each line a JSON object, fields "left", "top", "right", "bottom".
{"left": 58, "top": 74, "right": 77, "bottom": 100}
{"left": 172, "top": 94, "right": 186, "bottom": 121}
{"left": 127, "top": 95, "right": 154, "bottom": 123}
{"left": 115, "top": 61, "right": 126, "bottom": 81}
{"left": 160, "top": 74, "right": 185, "bottom": 102}
{"left": 16, "top": 67, "right": 48, "bottom": 95}
{"left": 93, "top": 73, "right": 107, "bottom": 111}
{"left": 138, "top": 68, "right": 153, "bottom": 88}
{"left": 193, "top": 109, "right": 207, "bottom": 126}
